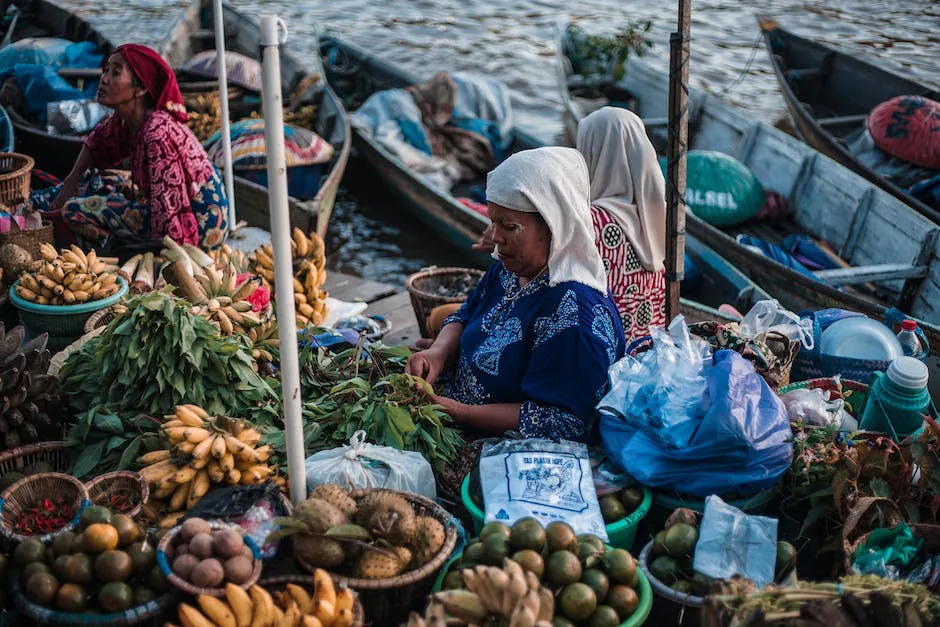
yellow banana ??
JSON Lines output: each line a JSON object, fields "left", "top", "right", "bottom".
{"left": 197, "top": 595, "right": 236, "bottom": 627}
{"left": 224, "top": 434, "right": 248, "bottom": 456}
{"left": 15, "top": 286, "right": 38, "bottom": 302}
{"left": 249, "top": 585, "right": 276, "bottom": 627}
{"left": 153, "top": 482, "right": 177, "bottom": 499}
{"left": 137, "top": 449, "right": 171, "bottom": 465}
{"left": 224, "top": 583, "right": 254, "bottom": 627}
{"left": 253, "top": 445, "right": 273, "bottom": 462}
{"left": 207, "top": 459, "right": 225, "bottom": 483}
{"left": 217, "top": 309, "right": 234, "bottom": 335}
{"left": 185, "top": 427, "right": 212, "bottom": 444}
{"left": 138, "top": 459, "right": 178, "bottom": 483}
{"left": 279, "top": 604, "right": 301, "bottom": 627}
{"left": 334, "top": 587, "right": 354, "bottom": 615}
{"left": 191, "top": 434, "right": 215, "bottom": 461}
{"left": 187, "top": 470, "right": 210, "bottom": 509}
{"left": 220, "top": 452, "right": 235, "bottom": 473}
{"left": 175, "top": 405, "right": 206, "bottom": 427}
{"left": 179, "top": 603, "right": 216, "bottom": 627}
{"left": 174, "top": 465, "right": 198, "bottom": 484}
{"left": 313, "top": 600, "right": 335, "bottom": 625}
{"left": 212, "top": 434, "right": 228, "bottom": 459}
{"left": 314, "top": 570, "right": 337, "bottom": 608}
{"left": 225, "top": 468, "right": 241, "bottom": 485}
{"left": 285, "top": 584, "right": 313, "bottom": 614}
{"left": 332, "top": 609, "right": 354, "bottom": 627}
{"left": 236, "top": 428, "right": 263, "bottom": 446}
{"left": 174, "top": 441, "right": 197, "bottom": 455}
{"left": 164, "top": 426, "right": 188, "bottom": 443}
{"left": 160, "top": 511, "right": 185, "bottom": 529}
{"left": 300, "top": 617, "right": 323, "bottom": 627}
{"left": 69, "top": 245, "right": 88, "bottom": 266}
{"left": 39, "top": 243, "right": 58, "bottom": 262}
{"left": 169, "top": 481, "right": 192, "bottom": 511}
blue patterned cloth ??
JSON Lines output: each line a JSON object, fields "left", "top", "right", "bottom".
{"left": 443, "top": 262, "right": 626, "bottom": 443}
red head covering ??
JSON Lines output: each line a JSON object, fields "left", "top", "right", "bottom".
{"left": 110, "top": 44, "right": 187, "bottom": 122}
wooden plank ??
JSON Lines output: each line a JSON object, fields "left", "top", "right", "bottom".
{"left": 323, "top": 272, "right": 398, "bottom": 304}
{"left": 815, "top": 263, "right": 928, "bottom": 285}
{"left": 900, "top": 228, "right": 940, "bottom": 313}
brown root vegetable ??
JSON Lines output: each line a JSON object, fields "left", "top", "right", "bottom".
{"left": 189, "top": 558, "right": 224, "bottom": 587}
{"left": 180, "top": 518, "right": 212, "bottom": 542}
{"left": 212, "top": 529, "right": 244, "bottom": 559}
{"left": 188, "top": 533, "right": 215, "bottom": 560}
{"left": 223, "top": 555, "right": 254, "bottom": 585}
{"left": 172, "top": 554, "right": 199, "bottom": 580}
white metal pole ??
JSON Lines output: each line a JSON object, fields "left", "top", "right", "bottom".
{"left": 213, "top": 0, "right": 237, "bottom": 229}
{"left": 260, "top": 15, "right": 305, "bottom": 505}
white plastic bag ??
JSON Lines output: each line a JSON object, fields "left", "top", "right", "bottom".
{"left": 693, "top": 495, "right": 778, "bottom": 588}
{"left": 739, "top": 300, "right": 814, "bottom": 350}
{"left": 304, "top": 431, "right": 437, "bottom": 500}
{"left": 479, "top": 439, "right": 608, "bottom": 541}
{"left": 781, "top": 387, "right": 857, "bottom": 431}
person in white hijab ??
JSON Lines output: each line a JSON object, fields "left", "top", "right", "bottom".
{"left": 406, "top": 147, "right": 625, "bottom": 444}
{"left": 577, "top": 106, "right": 667, "bottom": 340}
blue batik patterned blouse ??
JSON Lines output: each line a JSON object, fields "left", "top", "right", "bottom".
{"left": 442, "top": 262, "right": 626, "bottom": 443}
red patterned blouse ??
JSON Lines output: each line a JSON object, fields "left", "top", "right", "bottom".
{"left": 84, "top": 110, "right": 216, "bottom": 245}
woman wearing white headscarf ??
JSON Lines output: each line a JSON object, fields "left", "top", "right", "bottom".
{"left": 406, "top": 147, "right": 625, "bottom": 442}
{"left": 577, "top": 106, "right": 667, "bottom": 340}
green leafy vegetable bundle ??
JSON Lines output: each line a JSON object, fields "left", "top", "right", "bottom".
{"left": 59, "top": 290, "right": 274, "bottom": 421}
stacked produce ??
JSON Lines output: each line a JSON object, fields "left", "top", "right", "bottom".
{"left": 138, "top": 406, "right": 278, "bottom": 528}
{"left": 270, "top": 486, "right": 448, "bottom": 580}
{"left": 0, "top": 324, "right": 62, "bottom": 449}
{"left": 409, "top": 559, "right": 555, "bottom": 627}
{"left": 166, "top": 518, "right": 257, "bottom": 588}
{"left": 116, "top": 252, "right": 157, "bottom": 294}
{"left": 186, "top": 264, "right": 265, "bottom": 337}
{"left": 15, "top": 243, "right": 119, "bottom": 305}
{"left": 247, "top": 319, "right": 280, "bottom": 376}
{"left": 13, "top": 506, "right": 169, "bottom": 614}
{"left": 252, "top": 228, "right": 328, "bottom": 327}
{"left": 599, "top": 486, "right": 645, "bottom": 524}
{"left": 435, "top": 517, "right": 644, "bottom": 626}
{"left": 177, "top": 570, "right": 357, "bottom": 627}
{"left": 209, "top": 244, "right": 251, "bottom": 274}
{"left": 185, "top": 92, "right": 223, "bottom": 143}
{"left": 647, "top": 508, "right": 796, "bottom": 595}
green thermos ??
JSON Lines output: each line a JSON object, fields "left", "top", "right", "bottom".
{"left": 860, "top": 357, "right": 931, "bottom": 439}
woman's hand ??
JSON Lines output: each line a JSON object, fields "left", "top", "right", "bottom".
{"left": 405, "top": 348, "right": 448, "bottom": 385}
{"left": 50, "top": 176, "right": 80, "bottom": 211}
{"left": 427, "top": 393, "right": 466, "bottom": 423}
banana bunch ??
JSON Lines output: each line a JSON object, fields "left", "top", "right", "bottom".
{"left": 137, "top": 405, "right": 277, "bottom": 527}
{"left": 187, "top": 263, "right": 264, "bottom": 336}
{"left": 407, "top": 560, "right": 554, "bottom": 627}
{"left": 176, "top": 571, "right": 357, "bottom": 627}
{"left": 16, "top": 243, "right": 119, "bottom": 305}
{"left": 186, "top": 92, "right": 222, "bottom": 143}
{"left": 210, "top": 244, "right": 252, "bottom": 274}
{"left": 248, "top": 318, "right": 280, "bottom": 376}
{"left": 252, "top": 228, "right": 328, "bottom": 328}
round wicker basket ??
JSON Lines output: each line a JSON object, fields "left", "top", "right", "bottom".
{"left": 0, "top": 153, "right": 33, "bottom": 205}
{"left": 83, "top": 305, "right": 117, "bottom": 335}
{"left": 0, "top": 471, "right": 87, "bottom": 545}
{"left": 404, "top": 267, "right": 484, "bottom": 338}
{"left": 0, "top": 219, "right": 55, "bottom": 261}
{"left": 157, "top": 519, "right": 263, "bottom": 598}
{"left": 258, "top": 575, "right": 366, "bottom": 627}
{"left": 294, "top": 488, "right": 458, "bottom": 625}
{"left": 0, "top": 441, "right": 70, "bottom": 480}
{"left": 84, "top": 471, "right": 149, "bottom": 519}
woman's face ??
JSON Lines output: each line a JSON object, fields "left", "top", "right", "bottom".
{"left": 97, "top": 53, "right": 144, "bottom": 108}
{"left": 487, "top": 202, "right": 551, "bottom": 280}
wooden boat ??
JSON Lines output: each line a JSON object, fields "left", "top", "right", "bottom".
{"left": 319, "top": 35, "right": 773, "bottom": 322}
{"left": 0, "top": 0, "right": 113, "bottom": 175}
{"left": 162, "top": 0, "right": 350, "bottom": 239}
{"left": 557, "top": 22, "right": 940, "bottom": 386}
{"left": 758, "top": 17, "right": 940, "bottom": 224}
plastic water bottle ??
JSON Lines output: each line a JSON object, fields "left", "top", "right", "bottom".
{"left": 896, "top": 320, "right": 926, "bottom": 359}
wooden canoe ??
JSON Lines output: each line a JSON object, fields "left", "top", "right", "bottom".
{"left": 161, "top": 0, "right": 350, "bottom": 240}
{"left": 318, "top": 35, "right": 773, "bottom": 322}
{"left": 758, "top": 16, "right": 939, "bottom": 225}
{"left": 0, "top": 0, "right": 113, "bottom": 175}
{"left": 557, "top": 22, "right": 940, "bottom": 387}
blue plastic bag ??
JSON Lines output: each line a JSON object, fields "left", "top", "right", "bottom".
{"left": 693, "top": 495, "right": 778, "bottom": 587}
{"left": 599, "top": 350, "right": 792, "bottom": 497}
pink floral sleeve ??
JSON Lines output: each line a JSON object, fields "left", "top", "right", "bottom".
{"left": 145, "top": 132, "right": 199, "bottom": 245}
{"left": 84, "top": 114, "right": 132, "bottom": 168}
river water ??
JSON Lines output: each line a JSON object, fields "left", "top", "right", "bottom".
{"left": 57, "top": 0, "right": 939, "bottom": 284}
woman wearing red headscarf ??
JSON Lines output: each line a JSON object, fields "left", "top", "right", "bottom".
{"left": 31, "top": 44, "right": 229, "bottom": 248}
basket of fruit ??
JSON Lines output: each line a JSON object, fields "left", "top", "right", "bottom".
{"left": 84, "top": 472, "right": 149, "bottom": 520}
{"left": 405, "top": 267, "right": 485, "bottom": 338}
{"left": 460, "top": 474, "right": 652, "bottom": 551}
{"left": 422, "top": 517, "right": 652, "bottom": 626}
{"left": 269, "top": 485, "right": 458, "bottom": 625}
{"left": 0, "top": 472, "right": 87, "bottom": 545}
{"left": 9, "top": 505, "right": 176, "bottom": 625}
{"left": 157, "top": 517, "right": 263, "bottom": 598}
{"left": 254, "top": 570, "right": 366, "bottom": 627}
{"left": 0, "top": 442, "right": 71, "bottom": 493}
{"left": 638, "top": 507, "right": 797, "bottom": 626}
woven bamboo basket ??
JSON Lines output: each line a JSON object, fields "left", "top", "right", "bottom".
{"left": 157, "top": 519, "right": 263, "bottom": 598}
{"left": 0, "top": 471, "right": 87, "bottom": 545}
{"left": 0, "top": 153, "right": 33, "bottom": 205}
{"left": 258, "top": 575, "right": 366, "bottom": 627}
{"left": 0, "top": 441, "right": 70, "bottom": 480}
{"left": 404, "top": 267, "right": 484, "bottom": 338}
{"left": 84, "top": 471, "right": 149, "bottom": 519}
{"left": 0, "top": 219, "right": 55, "bottom": 261}
{"left": 83, "top": 305, "right": 117, "bottom": 335}
{"left": 11, "top": 574, "right": 178, "bottom": 627}
{"left": 294, "top": 488, "right": 458, "bottom": 625}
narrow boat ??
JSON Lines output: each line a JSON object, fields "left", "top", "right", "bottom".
{"left": 758, "top": 16, "right": 939, "bottom": 224}
{"left": 0, "top": 0, "right": 113, "bottom": 174}
{"left": 162, "top": 0, "right": 351, "bottom": 239}
{"left": 557, "top": 22, "right": 940, "bottom": 381}
{"left": 319, "top": 35, "right": 773, "bottom": 322}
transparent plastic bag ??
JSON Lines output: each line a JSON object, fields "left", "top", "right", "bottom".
{"left": 304, "top": 430, "right": 436, "bottom": 500}
{"left": 781, "top": 387, "right": 855, "bottom": 429}
{"left": 693, "top": 495, "right": 778, "bottom": 588}
{"left": 739, "top": 299, "right": 814, "bottom": 350}
{"left": 46, "top": 99, "right": 109, "bottom": 135}
{"left": 598, "top": 315, "right": 711, "bottom": 449}
{"left": 479, "top": 439, "right": 608, "bottom": 541}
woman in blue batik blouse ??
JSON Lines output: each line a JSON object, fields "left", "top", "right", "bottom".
{"left": 406, "top": 147, "right": 626, "bottom": 443}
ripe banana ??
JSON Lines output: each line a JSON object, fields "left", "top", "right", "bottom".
{"left": 197, "top": 595, "right": 237, "bottom": 627}
{"left": 224, "top": 584, "right": 254, "bottom": 627}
